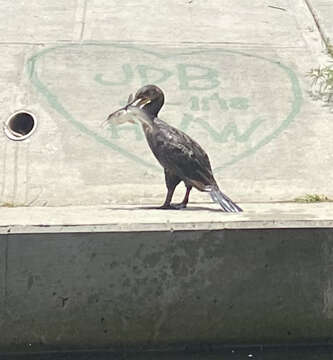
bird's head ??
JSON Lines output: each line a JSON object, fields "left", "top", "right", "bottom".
{"left": 129, "top": 84, "right": 165, "bottom": 118}
{"left": 104, "top": 85, "right": 164, "bottom": 129}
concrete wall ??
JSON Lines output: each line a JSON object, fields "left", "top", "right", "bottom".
{"left": 1, "top": 227, "right": 333, "bottom": 351}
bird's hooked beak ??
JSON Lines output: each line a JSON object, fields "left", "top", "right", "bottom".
{"left": 127, "top": 94, "right": 152, "bottom": 109}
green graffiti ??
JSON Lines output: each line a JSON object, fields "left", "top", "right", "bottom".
{"left": 177, "top": 64, "right": 220, "bottom": 90}
{"left": 202, "top": 93, "right": 229, "bottom": 111}
{"left": 180, "top": 113, "right": 265, "bottom": 143}
{"left": 26, "top": 43, "right": 302, "bottom": 172}
{"left": 27, "top": 46, "right": 159, "bottom": 171}
{"left": 136, "top": 65, "right": 172, "bottom": 86}
{"left": 190, "top": 94, "right": 249, "bottom": 111}
{"left": 189, "top": 96, "right": 200, "bottom": 111}
{"left": 214, "top": 61, "right": 302, "bottom": 171}
{"left": 95, "top": 64, "right": 133, "bottom": 86}
{"left": 229, "top": 97, "right": 249, "bottom": 110}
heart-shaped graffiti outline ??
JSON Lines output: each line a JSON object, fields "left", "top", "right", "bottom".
{"left": 26, "top": 43, "right": 302, "bottom": 173}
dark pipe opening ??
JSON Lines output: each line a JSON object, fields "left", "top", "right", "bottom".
{"left": 4, "top": 111, "right": 37, "bottom": 140}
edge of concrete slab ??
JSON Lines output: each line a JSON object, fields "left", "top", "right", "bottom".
{"left": 0, "top": 202, "right": 332, "bottom": 234}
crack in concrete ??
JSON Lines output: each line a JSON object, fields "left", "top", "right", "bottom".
{"left": 303, "top": 0, "right": 330, "bottom": 47}
{"left": 61, "top": 296, "right": 70, "bottom": 308}
{"left": 74, "top": 0, "right": 88, "bottom": 42}
{"left": 80, "top": 0, "right": 88, "bottom": 42}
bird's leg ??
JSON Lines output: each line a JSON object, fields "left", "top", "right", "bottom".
{"left": 158, "top": 169, "right": 181, "bottom": 210}
{"left": 159, "top": 187, "right": 176, "bottom": 209}
{"left": 171, "top": 185, "right": 192, "bottom": 209}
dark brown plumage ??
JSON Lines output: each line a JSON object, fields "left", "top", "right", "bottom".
{"left": 107, "top": 84, "right": 242, "bottom": 212}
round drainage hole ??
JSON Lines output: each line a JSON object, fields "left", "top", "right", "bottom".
{"left": 4, "top": 111, "right": 37, "bottom": 141}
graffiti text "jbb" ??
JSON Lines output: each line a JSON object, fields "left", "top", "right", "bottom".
{"left": 95, "top": 63, "right": 224, "bottom": 90}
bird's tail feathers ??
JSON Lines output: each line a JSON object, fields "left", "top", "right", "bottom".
{"left": 206, "top": 185, "right": 243, "bottom": 212}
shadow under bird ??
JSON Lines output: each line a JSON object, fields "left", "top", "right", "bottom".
{"left": 105, "top": 85, "right": 242, "bottom": 212}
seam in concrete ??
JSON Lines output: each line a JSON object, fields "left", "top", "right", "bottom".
{"left": 11, "top": 145, "right": 18, "bottom": 204}
{"left": 303, "top": 0, "right": 329, "bottom": 46}
{"left": 3, "top": 234, "right": 8, "bottom": 308}
{"left": 0, "top": 141, "right": 7, "bottom": 200}
{"left": 0, "top": 40, "right": 308, "bottom": 49}
{"left": 80, "top": 0, "right": 88, "bottom": 42}
{"left": 73, "top": 0, "right": 88, "bottom": 42}
{"left": 24, "top": 142, "right": 30, "bottom": 205}
{"left": 0, "top": 42, "right": 46, "bottom": 46}
{"left": 2, "top": 344, "right": 333, "bottom": 357}
{"left": 1, "top": 219, "right": 333, "bottom": 235}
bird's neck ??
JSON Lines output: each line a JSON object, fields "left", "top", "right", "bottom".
{"left": 143, "top": 99, "right": 163, "bottom": 118}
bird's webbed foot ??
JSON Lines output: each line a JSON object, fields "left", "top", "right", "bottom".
{"left": 158, "top": 202, "right": 187, "bottom": 210}
{"left": 171, "top": 202, "right": 187, "bottom": 209}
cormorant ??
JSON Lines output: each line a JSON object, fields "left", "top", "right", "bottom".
{"left": 106, "top": 85, "right": 242, "bottom": 212}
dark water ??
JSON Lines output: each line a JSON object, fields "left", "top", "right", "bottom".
{"left": 2, "top": 346, "right": 333, "bottom": 360}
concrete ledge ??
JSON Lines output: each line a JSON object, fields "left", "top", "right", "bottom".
{"left": 1, "top": 203, "right": 333, "bottom": 351}
{"left": 1, "top": 202, "right": 333, "bottom": 233}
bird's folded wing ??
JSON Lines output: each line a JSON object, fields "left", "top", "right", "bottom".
{"left": 156, "top": 128, "right": 215, "bottom": 188}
